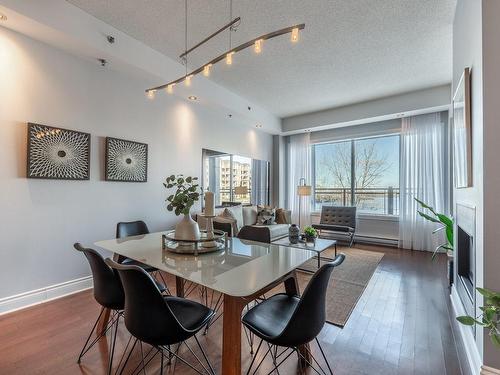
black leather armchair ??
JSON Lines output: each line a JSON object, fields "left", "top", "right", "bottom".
{"left": 312, "top": 206, "right": 356, "bottom": 247}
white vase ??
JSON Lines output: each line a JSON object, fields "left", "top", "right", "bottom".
{"left": 175, "top": 213, "right": 201, "bottom": 240}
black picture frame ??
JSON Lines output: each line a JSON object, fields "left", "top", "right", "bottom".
{"left": 27, "top": 122, "right": 91, "bottom": 180}
{"left": 105, "top": 137, "right": 148, "bottom": 182}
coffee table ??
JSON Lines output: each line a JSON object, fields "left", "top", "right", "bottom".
{"left": 272, "top": 237, "right": 337, "bottom": 272}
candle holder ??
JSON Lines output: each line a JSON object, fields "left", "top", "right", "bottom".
{"left": 199, "top": 214, "right": 217, "bottom": 248}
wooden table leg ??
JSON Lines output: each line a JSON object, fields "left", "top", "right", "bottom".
{"left": 176, "top": 276, "right": 185, "bottom": 298}
{"left": 221, "top": 294, "right": 246, "bottom": 375}
{"left": 96, "top": 308, "right": 111, "bottom": 337}
{"left": 284, "top": 271, "right": 312, "bottom": 365}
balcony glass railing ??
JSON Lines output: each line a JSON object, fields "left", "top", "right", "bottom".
{"left": 314, "top": 187, "right": 399, "bottom": 215}
{"left": 217, "top": 189, "right": 252, "bottom": 205}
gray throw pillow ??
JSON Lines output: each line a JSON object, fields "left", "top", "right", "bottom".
{"left": 256, "top": 206, "right": 276, "bottom": 225}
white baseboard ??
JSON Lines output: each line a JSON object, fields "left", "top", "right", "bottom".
{"left": 451, "top": 285, "right": 482, "bottom": 375}
{"left": 0, "top": 276, "right": 93, "bottom": 315}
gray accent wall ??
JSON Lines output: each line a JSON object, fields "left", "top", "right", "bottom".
{"left": 453, "top": 0, "right": 500, "bottom": 370}
{"left": 479, "top": 0, "right": 500, "bottom": 370}
{"left": 453, "top": 0, "right": 485, "bottom": 368}
{"left": 0, "top": 26, "right": 273, "bottom": 299}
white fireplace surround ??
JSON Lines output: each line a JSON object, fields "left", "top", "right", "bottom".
{"left": 452, "top": 202, "right": 481, "bottom": 375}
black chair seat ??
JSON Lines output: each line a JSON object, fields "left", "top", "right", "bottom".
{"left": 165, "top": 296, "right": 214, "bottom": 332}
{"left": 121, "top": 258, "right": 157, "bottom": 273}
{"left": 312, "top": 224, "right": 353, "bottom": 233}
{"left": 242, "top": 293, "right": 299, "bottom": 340}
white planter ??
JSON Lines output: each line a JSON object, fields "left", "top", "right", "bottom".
{"left": 175, "top": 213, "right": 201, "bottom": 240}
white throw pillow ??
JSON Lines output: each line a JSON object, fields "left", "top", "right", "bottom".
{"left": 243, "top": 205, "right": 258, "bottom": 226}
{"left": 225, "top": 204, "right": 244, "bottom": 231}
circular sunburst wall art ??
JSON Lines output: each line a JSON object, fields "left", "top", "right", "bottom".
{"left": 105, "top": 137, "right": 148, "bottom": 182}
{"left": 27, "top": 123, "right": 90, "bottom": 180}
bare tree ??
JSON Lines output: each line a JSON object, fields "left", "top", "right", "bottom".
{"left": 317, "top": 140, "right": 392, "bottom": 205}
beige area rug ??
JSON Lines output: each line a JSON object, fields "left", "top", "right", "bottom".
{"left": 279, "top": 247, "right": 384, "bottom": 327}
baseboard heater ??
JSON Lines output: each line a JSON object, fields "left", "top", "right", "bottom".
{"left": 354, "top": 235, "right": 399, "bottom": 247}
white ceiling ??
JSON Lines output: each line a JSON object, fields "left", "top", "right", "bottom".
{"left": 66, "top": 0, "right": 456, "bottom": 118}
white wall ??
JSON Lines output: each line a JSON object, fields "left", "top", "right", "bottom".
{"left": 0, "top": 26, "right": 273, "bottom": 300}
{"left": 282, "top": 85, "right": 451, "bottom": 133}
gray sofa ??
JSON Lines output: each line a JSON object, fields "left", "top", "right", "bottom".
{"left": 195, "top": 205, "right": 291, "bottom": 242}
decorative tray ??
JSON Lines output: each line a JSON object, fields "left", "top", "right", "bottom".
{"left": 161, "top": 230, "right": 227, "bottom": 255}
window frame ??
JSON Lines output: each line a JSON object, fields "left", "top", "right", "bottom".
{"left": 311, "top": 132, "right": 401, "bottom": 217}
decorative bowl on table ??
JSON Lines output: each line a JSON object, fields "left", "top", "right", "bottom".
{"left": 161, "top": 230, "right": 227, "bottom": 255}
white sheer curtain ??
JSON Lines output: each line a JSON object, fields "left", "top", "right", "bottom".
{"left": 287, "top": 133, "right": 312, "bottom": 228}
{"left": 399, "top": 113, "right": 446, "bottom": 251}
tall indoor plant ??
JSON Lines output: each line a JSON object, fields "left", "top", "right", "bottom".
{"left": 164, "top": 174, "right": 201, "bottom": 240}
{"left": 414, "top": 198, "right": 454, "bottom": 259}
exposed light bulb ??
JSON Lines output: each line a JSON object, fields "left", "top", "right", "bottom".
{"left": 166, "top": 84, "right": 174, "bottom": 94}
{"left": 185, "top": 75, "right": 193, "bottom": 86}
{"left": 291, "top": 27, "right": 299, "bottom": 42}
{"left": 146, "top": 90, "right": 155, "bottom": 99}
{"left": 226, "top": 52, "right": 234, "bottom": 65}
{"left": 254, "top": 39, "right": 262, "bottom": 53}
{"left": 203, "top": 64, "right": 212, "bottom": 77}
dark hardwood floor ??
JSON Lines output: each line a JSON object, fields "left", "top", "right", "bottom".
{"left": 0, "top": 245, "right": 465, "bottom": 374}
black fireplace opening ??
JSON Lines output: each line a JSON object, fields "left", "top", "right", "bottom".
{"left": 457, "top": 225, "right": 474, "bottom": 300}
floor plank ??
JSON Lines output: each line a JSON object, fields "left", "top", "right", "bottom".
{"left": 0, "top": 245, "right": 464, "bottom": 374}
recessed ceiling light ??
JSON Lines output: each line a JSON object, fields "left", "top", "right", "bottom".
{"left": 255, "top": 124, "right": 262, "bottom": 128}
{"left": 188, "top": 95, "right": 197, "bottom": 101}
{"left": 0, "top": 13, "right": 7, "bottom": 21}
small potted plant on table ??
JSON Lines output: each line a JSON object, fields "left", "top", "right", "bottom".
{"left": 303, "top": 226, "right": 318, "bottom": 244}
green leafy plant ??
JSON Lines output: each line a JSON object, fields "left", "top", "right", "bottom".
{"left": 164, "top": 174, "right": 201, "bottom": 216}
{"left": 304, "top": 226, "right": 317, "bottom": 238}
{"left": 414, "top": 198, "right": 454, "bottom": 259}
{"left": 457, "top": 287, "right": 500, "bottom": 348}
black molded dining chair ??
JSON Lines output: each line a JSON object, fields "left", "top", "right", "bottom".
{"left": 105, "top": 259, "right": 216, "bottom": 375}
{"left": 242, "top": 253, "right": 346, "bottom": 375}
{"left": 74, "top": 243, "right": 124, "bottom": 375}
{"left": 116, "top": 221, "right": 154, "bottom": 271}
{"left": 116, "top": 220, "right": 170, "bottom": 293}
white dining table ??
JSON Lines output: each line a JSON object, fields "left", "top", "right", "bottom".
{"left": 95, "top": 232, "right": 316, "bottom": 375}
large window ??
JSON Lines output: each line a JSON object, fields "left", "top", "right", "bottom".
{"left": 313, "top": 134, "right": 400, "bottom": 215}
{"left": 202, "top": 149, "right": 270, "bottom": 206}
